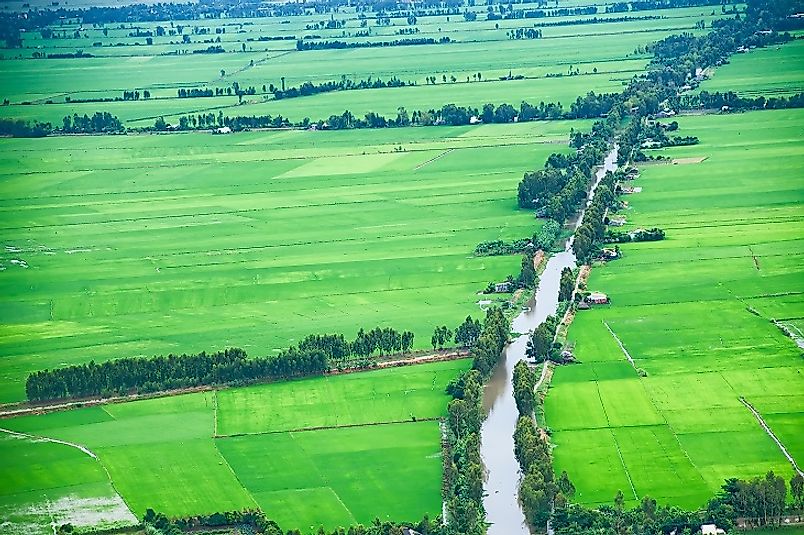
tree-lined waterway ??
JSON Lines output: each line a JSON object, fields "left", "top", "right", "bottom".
{"left": 480, "top": 147, "right": 618, "bottom": 534}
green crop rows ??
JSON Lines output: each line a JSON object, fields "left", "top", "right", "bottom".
{"left": 547, "top": 108, "right": 804, "bottom": 509}
{"left": 2, "top": 359, "right": 470, "bottom": 531}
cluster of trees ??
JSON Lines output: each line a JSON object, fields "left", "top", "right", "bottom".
{"left": 525, "top": 314, "right": 560, "bottom": 364}
{"left": 25, "top": 324, "right": 422, "bottom": 401}
{"left": 121, "top": 90, "right": 149, "bottom": 100}
{"left": 551, "top": 471, "right": 804, "bottom": 534}
{"left": 507, "top": 27, "right": 542, "bottom": 39}
{"left": 46, "top": 51, "right": 94, "bottom": 59}
{"left": 472, "top": 238, "right": 531, "bottom": 257}
{"left": 512, "top": 360, "right": 537, "bottom": 415}
{"left": 559, "top": 267, "right": 576, "bottom": 302}
{"left": 442, "top": 307, "right": 510, "bottom": 533}
{"left": 572, "top": 170, "right": 619, "bottom": 262}
{"left": 0, "top": 112, "right": 125, "bottom": 137}
{"left": 532, "top": 14, "right": 662, "bottom": 29}
{"left": 492, "top": 6, "right": 598, "bottom": 21}
{"left": 295, "top": 36, "right": 450, "bottom": 50}
{"left": 711, "top": 472, "right": 802, "bottom": 528}
{"left": 142, "top": 507, "right": 439, "bottom": 535}
{"left": 605, "top": 227, "right": 666, "bottom": 243}
{"left": 272, "top": 76, "right": 410, "bottom": 100}
{"left": 192, "top": 45, "right": 225, "bottom": 53}
{"left": 61, "top": 112, "right": 123, "bottom": 133}
{"left": 517, "top": 121, "right": 611, "bottom": 223}
{"left": 0, "top": 118, "right": 52, "bottom": 137}
{"left": 533, "top": 219, "right": 562, "bottom": 251}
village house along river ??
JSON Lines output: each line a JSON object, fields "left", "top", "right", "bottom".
{"left": 480, "top": 147, "right": 618, "bottom": 534}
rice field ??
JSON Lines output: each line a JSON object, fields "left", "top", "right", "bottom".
{"left": 0, "top": 121, "right": 586, "bottom": 404}
{"left": 697, "top": 40, "right": 804, "bottom": 97}
{"left": 546, "top": 109, "right": 804, "bottom": 509}
{"left": 0, "top": 5, "right": 728, "bottom": 126}
{"left": 1, "top": 359, "right": 469, "bottom": 532}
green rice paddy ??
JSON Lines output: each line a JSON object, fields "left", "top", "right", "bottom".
{"left": 0, "top": 121, "right": 586, "bottom": 404}
{"left": 1, "top": 359, "right": 469, "bottom": 531}
{"left": 547, "top": 109, "right": 804, "bottom": 509}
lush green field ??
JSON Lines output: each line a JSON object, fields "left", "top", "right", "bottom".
{"left": 698, "top": 40, "right": 804, "bottom": 97}
{"left": 0, "top": 5, "right": 727, "bottom": 126}
{"left": 546, "top": 109, "right": 804, "bottom": 509}
{"left": 0, "top": 121, "right": 582, "bottom": 403}
{"left": 2, "top": 359, "right": 467, "bottom": 532}
{"left": 217, "top": 359, "right": 469, "bottom": 435}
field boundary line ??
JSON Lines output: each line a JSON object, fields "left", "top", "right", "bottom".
{"left": 602, "top": 321, "right": 636, "bottom": 369}
{"left": 211, "top": 440, "right": 262, "bottom": 510}
{"left": 607, "top": 427, "right": 639, "bottom": 501}
{"left": 215, "top": 416, "right": 440, "bottom": 439}
{"left": 413, "top": 148, "right": 454, "bottom": 170}
{"left": 0, "top": 426, "right": 97, "bottom": 458}
{"left": 595, "top": 381, "right": 638, "bottom": 500}
{"left": 739, "top": 397, "right": 803, "bottom": 477}
{"left": 0, "top": 426, "right": 140, "bottom": 519}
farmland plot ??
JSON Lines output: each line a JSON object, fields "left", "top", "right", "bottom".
{"left": 547, "top": 109, "right": 804, "bottom": 509}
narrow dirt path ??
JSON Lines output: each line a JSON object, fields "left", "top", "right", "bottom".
{"left": 0, "top": 426, "right": 97, "bottom": 458}
{"left": 740, "top": 397, "right": 803, "bottom": 477}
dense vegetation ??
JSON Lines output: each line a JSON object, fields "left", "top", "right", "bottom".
{"left": 25, "top": 325, "right": 424, "bottom": 401}
{"left": 141, "top": 507, "right": 440, "bottom": 535}
{"left": 443, "top": 306, "right": 510, "bottom": 533}
{"left": 0, "top": 112, "right": 123, "bottom": 137}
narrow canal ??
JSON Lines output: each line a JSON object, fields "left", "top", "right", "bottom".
{"left": 480, "top": 147, "right": 618, "bottom": 534}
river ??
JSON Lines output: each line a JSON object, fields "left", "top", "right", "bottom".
{"left": 480, "top": 147, "right": 618, "bottom": 534}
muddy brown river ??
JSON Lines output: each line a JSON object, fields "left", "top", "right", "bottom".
{"left": 480, "top": 147, "right": 618, "bottom": 534}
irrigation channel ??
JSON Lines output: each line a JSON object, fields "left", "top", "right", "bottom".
{"left": 480, "top": 146, "right": 619, "bottom": 534}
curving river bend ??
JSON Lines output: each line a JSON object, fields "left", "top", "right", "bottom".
{"left": 480, "top": 147, "right": 618, "bottom": 534}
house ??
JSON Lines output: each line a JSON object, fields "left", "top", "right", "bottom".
{"left": 600, "top": 247, "right": 619, "bottom": 260}
{"left": 700, "top": 524, "right": 726, "bottom": 535}
{"left": 494, "top": 282, "right": 512, "bottom": 293}
{"left": 608, "top": 216, "right": 626, "bottom": 227}
{"left": 577, "top": 301, "right": 591, "bottom": 310}
{"left": 469, "top": 115, "right": 481, "bottom": 124}
{"left": 587, "top": 292, "right": 609, "bottom": 305}
{"left": 213, "top": 126, "right": 232, "bottom": 134}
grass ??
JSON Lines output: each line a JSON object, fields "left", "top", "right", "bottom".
{"left": 3, "top": 360, "right": 462, "bottom": 531}
{"left": 0, "top": 121, "right": 579, "bottom": 404}
{"left": 548, "top": 109, "right": 804, "bottom": 509}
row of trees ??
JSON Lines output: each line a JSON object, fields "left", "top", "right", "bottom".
{"left": 572, "top": 169, "right": 619, "bottom": 262}
{"left": 0, "top": 112, "right": 124, "bottom": 137}
{"left": 161, "top": 95, "right": 637, "bottom": 135}
{"left": 443, "top": 306, "right": 511, "bottom": 533}
{"left": 141, "top": 507, "right": 439, "bottom": 535}
{"left": 272, "top": 76, "right": 411, "bottom": 100}
{"left": 25, "top": 324, "right": 422, "bottom": 401}
{"left": 295, "top": 36, "right": 450, "bottom": 50}
{"left": 683, "top": 90, "right": 804, "bottom": 111}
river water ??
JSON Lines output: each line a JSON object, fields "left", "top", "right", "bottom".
{"left": 480, "top": 147, "right": 618, "bottom": 534}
